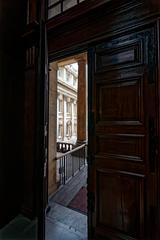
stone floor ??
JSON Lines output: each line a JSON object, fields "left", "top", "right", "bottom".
{"left": 49, "top": 165, "right": 87, "bottom": 206}
{"left": 0, "top": 215, "right": 37, "bottom": 240}
{"left": 0, "top": 167, "right": 88, "bottom": 240}
{"left": 0, "top": 208, "right": 87, "bottom": 240}
{"left": 46, "top": 165, "right": 88, "bottom": 240}
{"left": 46, "top": 203, "right": 87, "bottom": 240}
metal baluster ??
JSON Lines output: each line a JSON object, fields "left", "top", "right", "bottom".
{"left": 60, "top": 158, "right": 62, "bottom": 185}
{"left": 72, "top": 152, "right": 74, "bottom": 176}
{"left": 63, "top": 156, "right": 64, "bottom": 184}
{"left": 83, "top": 146, "right": 85, "bottom": 166}
{"left": 78, "top": 149, "right": 80, "bottom": 171}
{"left": 65, "top": 155, "right": 67, "bottom": 182}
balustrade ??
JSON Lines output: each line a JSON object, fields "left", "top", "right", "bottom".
{"left": 56, "top": 143, "right": 86, "bottom": 187}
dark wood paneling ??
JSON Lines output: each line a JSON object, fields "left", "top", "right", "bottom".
{"left": 22, "top": 46, "right": 37, "bottom": 217}
{"left": 47, "top": 1, "right": 160, "bottom": 56}
{"left": 19, "top": 0, "right": 160, "bottom": 238}
{"left": 95, "top": 68, "right": 145, "bottom": 127}
{"left": 46, "top": 2, "right": 160, "bottom": 239}
{"left": 89, "top": 21, "right": 158, "bottom": 239}
{"left": 97, "top": 76, "right": 143, "bottom": 123}
{"left": 97, "top": 169, "right": 145, "bottom": 239}
{"left": 96, "top": 134, "right": 145, "bottom": 162}
{"left": 96, "top": 42, "right": 142, "bottom": 71}
{"left": 28, "top": 0, "right": 38, "bottom": 23}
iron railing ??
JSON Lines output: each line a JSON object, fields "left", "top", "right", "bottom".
{"left": 56, "top": 143, "right": 86, "bottom": 187}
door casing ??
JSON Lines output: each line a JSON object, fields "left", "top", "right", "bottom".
{"left": 39, "top": 1, "right": 160, "bottom": 239}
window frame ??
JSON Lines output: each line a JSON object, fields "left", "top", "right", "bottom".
{"left": 48, "top": 0, "right": 83, "bottom": 19}
{"left": 46, "top": 0, "right": 111, "bottom": 31}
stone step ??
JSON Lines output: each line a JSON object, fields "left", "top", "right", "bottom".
{"left": 46, "top": 202, "right": 87, "bottom": 237}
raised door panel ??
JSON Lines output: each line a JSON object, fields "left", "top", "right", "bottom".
{"left": 96, "top": 170, "right": 145, "bottom": 240}
{"left": 96, "top": 72, "right": 144, "bottom": 125}
{"left": 95, "top": 26, "right": 156, "bottom": 76}
{"left": 96, "top": 134, "right": 145, "bottom": 163}
{"left": 96, "top": 41, "right": 142, "bottom": 71}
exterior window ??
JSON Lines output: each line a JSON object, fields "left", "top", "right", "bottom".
{"left": 57, "top": 62, "right": 78, "bottom": 143}
{"left": 58, "top": 68, "right": 64, "bottom": 79}
{"left": 59, "top": 100, "right": 63, "bottom": 112}
{"left": 73, "top": 76, "right": 77, "bottom": 87}
{"left": 63, "top": 0, "right": 77, "bottom": 11}
{"left": 48, "top": 4, "right": 61, "bottom": 18}
{"left": 58, "top": 124, "right": 63, "bottom": 138}
{"left": 48, "top": 0, "right": 86, "bottom": 19}
{"left": 66, "top": 71, "right": 70, "bottom": 82}
{"left": 66, "top": 102, "right": 71, "bottom": 113}
{"left": 74, "top": 103, "right": 77, "bottom": 116}
{"left": 66, "top": 121, "right": 72, "bottom": 138}
{"left": 74, "top": 123, "right": 77, "bottom": 135}
{"left": 48, "top": 0, "right": 59, "bottom": 7}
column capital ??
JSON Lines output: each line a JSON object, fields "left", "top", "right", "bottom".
{"left": 74, "top": 53, "right": 87, "bottom": 63}
{"left": 50, "top": 62, "right": 58, "bottom": 71}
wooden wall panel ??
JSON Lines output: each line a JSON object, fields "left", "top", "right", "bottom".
{"left": 47, "top": 1, "right": 160, "bottom": 57}
{"left": 97, "top": 77, "right": 143, "bottom": 123}
{"left": 96, "top": 134, "right": 145, "bottom": 162}
{"left": 18, "top": 0, "right": 160, "bottom": 238}
{"left": 96, "top": 42, "right": 142, "bottom": 71}
{"left": 97, "top": 169, "right": 145, "bottom": 239}
{"left": 90, "top": 22, "right": 158, "bottom": 240}
{"left": 27, "top": 0, "right": 39, "bottom": 24}
{"left": 22, "top": 45, "right": 37, "bottom": 218}
{"left": 95, "top": 68, "right": 144, "bottom": 127}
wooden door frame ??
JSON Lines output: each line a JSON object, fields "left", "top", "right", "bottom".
{"left": 37, "top": 1, "right": 160, "bottom": 239}
{"left": 36, "top": 20, "right": 49, "bottom": 240}
{"left": 48, "top": 46, "right": 92, "bottom": 238}
{"left": 46, "top": 31, "right": 160, "bottom": 240}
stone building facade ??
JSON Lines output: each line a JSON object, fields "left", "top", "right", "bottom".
{"left": 57, "top": 63, "right": 78, "bottom": 144}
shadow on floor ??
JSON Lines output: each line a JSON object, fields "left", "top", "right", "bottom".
{"left": 46, "top": 166, "right": 88, "bottom": 240}
{"left": 0, "top": 215, "right": 37, "bottom": 240}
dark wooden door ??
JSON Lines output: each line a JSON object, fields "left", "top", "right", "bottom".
{"left": 37, "top": 20, "right": 49, "bottom": 240}
{"left": 88, "top": 23, "right": 158, "bottom": 240}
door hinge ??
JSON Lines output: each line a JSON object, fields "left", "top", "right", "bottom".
{"left": 44, "top": 161, "right": 47, "bottom": 177}
{"left": 44, "top": 123, "right": 48, "bottom": 137}
{"left": 45, "top": 148, "right": 48, "bottom": 159}
{"left": 88, "top": 154, "right": 95, "bottom": 166}
{"left": 44, "top": 148, "right": 48, "bottom": 177}
{"left": 88, "top": 192, "right": 95, "bottom": 212}
{"left": 89, "top": 111, "right": 95, "bottom": 135}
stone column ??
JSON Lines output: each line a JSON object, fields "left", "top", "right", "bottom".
{"left": 64, "top": 96, "right": 67, "bottom": 142}
{"left": 48, "top": 62, "right": 58, "bottom": 196}
{"left": 62, "top": 94, "right": 65, "bottom": 141}
{"left": 76, "top": 56, "right": 87, "bottom": 144}
{"left": 57, "top": 95, "right": 59, "bottom": 139}
{"left": 71, "top": 100, "right": 74, "bottom": 142}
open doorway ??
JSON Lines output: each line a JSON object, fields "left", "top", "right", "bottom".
{"left": 46, "top": 52, "right": 88, "bottom": 240}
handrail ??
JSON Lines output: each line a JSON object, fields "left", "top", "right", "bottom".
{"left": 55, "top": 143, "right": 86, "bottom": 160}
{"left": 55, "top": 143, "right": 87, "bottom": 187}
